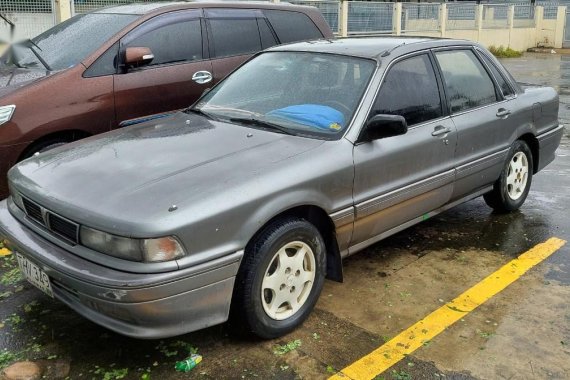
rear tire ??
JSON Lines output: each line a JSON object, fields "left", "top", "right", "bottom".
{"left": 484, "top": 140, "right": 533, "bottom": 213}
{"left": 231, "top": 217, "right": 326, "bottom": 339}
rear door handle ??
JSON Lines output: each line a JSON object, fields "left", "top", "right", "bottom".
{"left": 496, "top": 108, "right": 511, "bottom": 118}
{"left": 431, "top": 125, "right": 451, "bottom": 137}
{"left": 192, "top": 70, "right": 213, "bottom": 84}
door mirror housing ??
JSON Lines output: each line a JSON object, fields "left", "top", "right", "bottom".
{"left": 357, "top": 114, "right": 408, "bottom": 143}
{"left": 124, "top": 47, "right": 154, "bottom": 69}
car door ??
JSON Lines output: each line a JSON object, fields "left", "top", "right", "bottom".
{"left": 114, "top": 10, "right": 213, "bottom": 126}
{"left": 433, "top": 48, "right": 516, "bottom": 200}
{"left": 350, "top": 53, "right": 457, "bottom": 251}
{"left": 205, "top": 9, "right": 277, "bottom": 85}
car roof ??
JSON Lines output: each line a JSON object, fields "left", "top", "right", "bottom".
{"left": 267, "top": 37, "right": 476, "bottom": 60}
{"left": 93, "top": 1, "right": 315, "bottom": 15}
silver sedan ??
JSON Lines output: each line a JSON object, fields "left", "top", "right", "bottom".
{"left": 0, "top": 37, "right": 562, "bottom": 339}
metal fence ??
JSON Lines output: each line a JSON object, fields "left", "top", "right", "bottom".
{"left": 482, "top": 4, "right": 509, "bottom": 29}
{"left": 289, "top": 0, "right": 340, "bottom": 33}
{"left": 0, "top": 0, "right": 55, "bottom": 41}
{"left": 347, "top": 1, "right": 393, "bottom": 35}
{"left": 539, "top": 1, "right": 559, "bottom": 19}
{"left": 513, "top": 4, "right": 535, "bottom": 28}
{"left": 447, "top": 3, "right": 477, "bottom": 30}
{"left": 401, "top": 3, "right": 440, "bottom": 33}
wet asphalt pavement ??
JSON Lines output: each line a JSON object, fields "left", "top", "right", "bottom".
{"left": 1, "top": 53, "right": 570, "bottom": 380}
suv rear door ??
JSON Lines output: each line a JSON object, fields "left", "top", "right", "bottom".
{"left": 114, "top": 10, "right": 213, "bottom": 126}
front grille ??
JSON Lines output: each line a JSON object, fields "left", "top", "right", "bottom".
{"left": 22, "top": 198, "right": 45, "bottom": 225}
{"left": 21, "top": 196, "right": 79, "bottom": 245}
{"left": 48, "top": 213, "right": 79, "bottom": 244}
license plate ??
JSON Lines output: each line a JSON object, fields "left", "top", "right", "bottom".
{"left": 16, "top": 253, "right": 54, "bottom": 298}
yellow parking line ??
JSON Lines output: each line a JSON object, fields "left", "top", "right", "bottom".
{"left": 329, "top": 237, "right": 566, "bottom": 380}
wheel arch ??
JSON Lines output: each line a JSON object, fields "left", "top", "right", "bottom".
{"left": 246, "top": 205, "right": 343, "bottom": 283}
{"left": 18, "top": 129, "right": 92, "bottom": 161}
{"left": 518, "top": 133, "right": 539, "bottom": 174}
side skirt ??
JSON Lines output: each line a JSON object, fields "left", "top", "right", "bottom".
{"left": 344, "top": 185, "right": 493, "bottom": 257}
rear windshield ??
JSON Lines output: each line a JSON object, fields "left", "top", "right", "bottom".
{"left": 3, "top": 13, "right": 137, "bottom": 71}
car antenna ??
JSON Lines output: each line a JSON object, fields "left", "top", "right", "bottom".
{"left": 380, "top": 41, "right": 408, "bottom": 57}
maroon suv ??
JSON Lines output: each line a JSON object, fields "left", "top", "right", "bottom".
{"left": 0, "top": 2, "right": 333, "bottom": 197}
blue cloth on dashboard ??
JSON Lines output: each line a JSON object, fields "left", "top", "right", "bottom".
{"left": 266, "top": 104, "right": 345, "bottom": 131}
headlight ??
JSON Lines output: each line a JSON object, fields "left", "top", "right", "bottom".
{"left": 80, "top": 226, "right": 186, "bottom": 262}
{"left": 0, "top": 105, "right": 16, "bottom": 126}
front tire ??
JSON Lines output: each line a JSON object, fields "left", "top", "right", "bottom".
{"left": 21, "top": 138, "right": 71, "bottom": 160}
{"left": 231, "top": 217, "right": 326, "bottom": 339}
{"left": 484, "top": 140, "right": 533, "bottom": 213}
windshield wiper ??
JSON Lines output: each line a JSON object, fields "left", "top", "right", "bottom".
{"left": 184, "top": 107, "right": 218, "bottom": 121}
{"left": 24, "top": 40, "right": 51, "bottom": 71}
{"left": 229, "top": 117, "right": 297, "bottom": 136}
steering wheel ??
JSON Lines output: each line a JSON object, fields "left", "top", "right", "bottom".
{"left": 321, "top": 100, "right": 351, "bottom": 116}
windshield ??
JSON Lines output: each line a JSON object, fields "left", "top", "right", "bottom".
{"left": 194, "top": 52, "right": 376, "bottom": 140}
{"left": 1, "top": 13, "right": 138, "bottom": 71}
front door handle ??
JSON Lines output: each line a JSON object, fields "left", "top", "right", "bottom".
{"left": 431, "top": 125, "right": 451, "bottom": 137}
{"left": 496, "top": 108, "right": 511, "bottom": 118}
{"left": 192, "top": 71, "right": 213, "bottom": 84}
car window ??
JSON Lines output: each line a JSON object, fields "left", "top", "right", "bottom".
{"left": 125, "top": 19, "right": 202, "bottom": 66}
{"left": 435, "top": 50, "right": 498, "bottom": 114}
{"left": 209, "top": 18, "right": 262, "bottom": 58}
{"left": 371, "top": 54, "right": 442, "bottom": 126}
{"left": 84, "top": 42, "right": 119, "bottom": 77}
{"left": 263, "top": 10, "right": 323, "bottom": 43}
{"left": 258, "top": 19, "right": 278, "bottom": 49}
{"left": 479, "top": 52, "right": 515, "bottom": 97}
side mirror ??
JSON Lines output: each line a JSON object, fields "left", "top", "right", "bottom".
{"left": 357, "top": 114, "right": 408, "bottom": 143}
{"left": 124, "top": 47, "right": 154, "bottom": 69}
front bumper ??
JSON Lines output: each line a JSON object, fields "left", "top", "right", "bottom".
{"left": 0, "top": 199, "right": 243, "bottom": 339}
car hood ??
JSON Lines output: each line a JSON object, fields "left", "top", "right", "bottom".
{"left": 0, "top": 64, "right": 53, "bottom": 97}
{"left": 10, "top": 112, "right": 324, "bottom": 232}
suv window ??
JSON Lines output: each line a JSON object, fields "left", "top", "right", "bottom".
{"left": 264, "top": 10, "right": 323, "bottom": 43}
{"left": 435, "top": 50, "right": 498, "bottom": 113}
{"left": 479, "top": 52, "right": 515, "bottom": 98}
{"left": 125, "top": 18, "right": 202, "bottom": 66}
{"left": 209, "top": 18, "right": 262, "bottom": 58}
{"left": 84, "top": 42, "right": 119, "bottom": 77}
{"left": 258, "top": 19, "right": 278, "bottom": 49}
{"left": 371, "top": 54, "right": 442, "bottom": 126}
